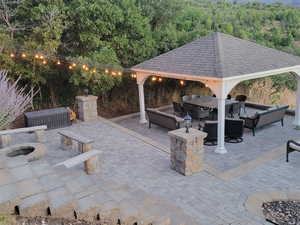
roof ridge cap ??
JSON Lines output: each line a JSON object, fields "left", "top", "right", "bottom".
{"left": 214, "top": 32, "right": 225, "bottom": 78}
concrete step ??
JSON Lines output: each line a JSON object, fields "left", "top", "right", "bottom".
{"left": 18, "top": 193, "right": 50, "bottom": 217}
{"left": 47, "top": 186, "right": 77, "bottom": 219}
{"left": 75, "top": 194, "right": 102, "bottom": 222}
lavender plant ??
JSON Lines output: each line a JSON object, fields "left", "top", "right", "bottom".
{"left": 0, "top": 71, "right": 33, "bottom": 130}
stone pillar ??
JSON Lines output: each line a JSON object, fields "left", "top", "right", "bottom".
{"left": 168, "top": 128, "right": 207, "bottom": 176}
{"left": 76, "top": 95, "right": 98, "bottom": 122}
{"left": 0, "top": 135, "right": 11, "bottom": 148}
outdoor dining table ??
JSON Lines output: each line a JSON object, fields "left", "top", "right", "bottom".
{"left": 183, "top": 96, "right": 238, "bottom": 109}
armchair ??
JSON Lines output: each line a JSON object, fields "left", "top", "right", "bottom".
{"left": 286, "top": 140, "right": 300, "bottom": 162}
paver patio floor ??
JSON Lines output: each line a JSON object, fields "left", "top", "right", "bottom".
{"left": 11, "top": 114, "right": 300, "bottom": 225}
{"left": 116, "top": 107, "right": 300, "bottom": 173}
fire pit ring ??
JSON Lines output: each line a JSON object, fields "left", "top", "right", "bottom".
{"left": 1, "top": 143, "right": 47, "bottom": 162}
{"left": 245, "top": 191, "right": 300, "bottom": 224}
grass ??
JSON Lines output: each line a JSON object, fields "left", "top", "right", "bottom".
{"left": 0, "top": 213, "right": 16, "bottom": 225}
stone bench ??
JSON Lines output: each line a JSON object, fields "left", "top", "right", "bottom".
{"left": 58, "top": 130, "right": 94, "bottom": 154}
{"left": 0, "top": 125, "right": 47, "bottom": 148}
{"left": 54, "top": 150, "right": 101, "bottom": 174}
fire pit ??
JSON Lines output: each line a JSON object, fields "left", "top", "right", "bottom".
{"left": 2, "top": 143, "right": 46, "bottom": 162}
{"left": 6, "top": 146, "right": 35, "bottom": 157}
{"left": 262, "top": 201, "right": 300, "bottom": 225}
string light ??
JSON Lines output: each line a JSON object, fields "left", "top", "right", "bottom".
{"left": 158, "top": 77, "right": 163, "bottom": 82}
{"left": 204, "top": 84, "right": 208, "bottom": 88}
{"left": 6, "top": 52, "right": 128, "bottom": 77}
{"left": 180, "top": 80, "right": 185, "bottom": 86}
{"left": 152, "top": 76, "right": 157, "bottom": 82}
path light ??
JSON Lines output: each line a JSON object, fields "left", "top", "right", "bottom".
{"left": 184, "top": 113, "right": 192, "bottom": 133}
{"left": 152, "top": 76, "right": 157, "bottom": 82}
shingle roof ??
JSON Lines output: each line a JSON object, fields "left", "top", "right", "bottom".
{"left": 132, "top": 32, "right": 300, "bottom": 78}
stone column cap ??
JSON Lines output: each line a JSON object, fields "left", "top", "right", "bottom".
{"left": 168, "top": 128, "right": 207, "bottom": 143}
{"left": 76, "top": 95, "right": 98, "bottom": 101}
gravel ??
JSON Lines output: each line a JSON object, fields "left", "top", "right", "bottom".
{"left": 262, "top": 201, "right": 300, "bottom": 225}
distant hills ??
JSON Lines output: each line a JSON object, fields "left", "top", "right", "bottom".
{"left": 236, "top": 0, "right": 300, "bottom": 6}
{"left": 207, "top": 0, "right": 300, "bottom": 7}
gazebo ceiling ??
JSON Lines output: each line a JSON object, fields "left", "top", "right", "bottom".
{"left": 132, "top": 32, "right": 300, "bottom": 78}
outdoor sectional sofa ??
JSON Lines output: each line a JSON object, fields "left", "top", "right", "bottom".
{"left": 240, "top": 105, "right": 289, "bottom": 136}
{"left": 146, "top": 108, "right": 184, "bottom": 130}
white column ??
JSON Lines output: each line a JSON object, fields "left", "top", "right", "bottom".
{"left": 138, "top": 83, "right": 147, "bottom": 124}
{"left": 294, "top": 75, "right": 300, "bottom": 126}
{"left": 215, "top": 94, "right": 227, "bottom": 154}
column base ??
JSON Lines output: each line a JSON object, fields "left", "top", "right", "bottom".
{"left": 139, "top": 119, "right": 148, "bottom": 124}
{"left": 293, "top": 120, "right": 300, "bottom": 127}
{"left": 214, "top": 145, "right": 227, "bottom": 154}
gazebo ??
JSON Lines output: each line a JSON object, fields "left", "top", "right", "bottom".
{"left": 132, "top": 32, "right": 300, "bottom": 154}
